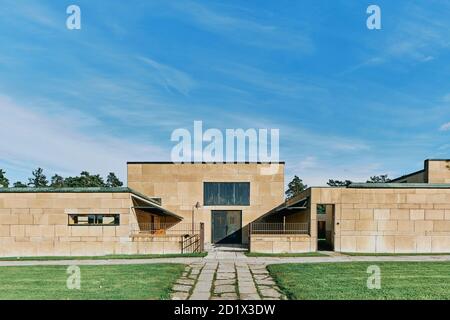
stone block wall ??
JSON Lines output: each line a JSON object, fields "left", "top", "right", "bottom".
{"left": 0, "top": 192, "right": 141, "bottom": 257}
{"left": 249, "top": 235, "right": 312, "bottom": 253}
{"left": 128, "top": 163, "right": 285, "bottom": 244}
{"left": 426, "top": 160, "right": 450, "bottom": 183}
{"left": 315, "top": 187, "right": 450, "bottom": 253}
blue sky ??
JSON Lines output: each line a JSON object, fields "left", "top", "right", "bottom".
{"left": 0, "top": 0, "right": 449, "bottom": 186}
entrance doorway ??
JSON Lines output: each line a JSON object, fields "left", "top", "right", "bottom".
{"left": 317, "top": 204, "right": 335, "bottom": 251}
{"left": 211, "top": 210, "right": 242, "bottom": 244}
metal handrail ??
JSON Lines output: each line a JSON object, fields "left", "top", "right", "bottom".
{"left": 181, "top": 234, "right": 200, "bottom": 253}
{"left": 130, "top": 222, "right": 200, "bottom": 236}
{"left": 250, "top": 222, "right": 309, "bottom": 235}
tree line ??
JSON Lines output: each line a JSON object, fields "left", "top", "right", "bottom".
{"left": 285, "top": 174, "right": 391, "bottom": 199}
{"left": 0, "top": 168, "right": 123, "bottom": 188}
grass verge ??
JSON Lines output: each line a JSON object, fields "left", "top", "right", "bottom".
{"left": 342, "top": 252, "right": 450, "bottom": 256}
{"left": 0, "top": 252, "right": 207, "bottom": 261}
{"left": 268, "top": 261, "right": 450, "bottom": 300}
{"left": 0, "top": 263, "right": 184, "bottom": 299}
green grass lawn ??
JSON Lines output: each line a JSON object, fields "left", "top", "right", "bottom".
{"left": 342, "top": 252, "right": 450, "bottom": 256}
{"left": 268, "top": 261, "right": 450, "bottom": 300}
{"left": 246, "top": 252, "right": 327, "bottom": 257}
{"left": 0, "top": 264, "right": 184, "bottom": 300}
{"left": 0, "top": 252, "right": 206, "bottom": 261}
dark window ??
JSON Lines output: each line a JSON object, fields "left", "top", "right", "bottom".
{"left": 204, "top": 182, "right": 250, "bottom": 206}
{"left": 317, "top": 204, "right": 326, "bottom": 215}
{"left": 68, "top": 214, "right": 120, "bottom": 226}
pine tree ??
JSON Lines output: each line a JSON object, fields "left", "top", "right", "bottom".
{"left": 285, "top": 175, "right": 307, "bottom": 200}
{"left": 367, "top": 175, "right": 391, "bottom": 183}
{"left": 50, "top": 174, "right": 65, "bottom": 188}
{"left": 327, "top": 179, "right": 353, "bottom": 187}
{"left": 28, "top": 168, "right": 48, "bottom": 187}
{"left": 13, "top": 181, "right": 27, "bottom": 188}
{"left": 0, "top": 169, "right": 9, "bottom": 188}
{"left": 106, "top": 172, "right": 123, "bottom": 187}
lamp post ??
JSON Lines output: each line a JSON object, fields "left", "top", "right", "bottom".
{"left": 192, "top": 201, "right": 201, "bottom": 234}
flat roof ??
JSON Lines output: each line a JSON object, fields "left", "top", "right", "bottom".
{"left": 0, "top": 187, "right": 161, "bottom": 205}
{"left": 348, "top": 183, "right": 450, "bottom": 189}
{"left": 127, "top": 161, "right": 285, "bottom": 164}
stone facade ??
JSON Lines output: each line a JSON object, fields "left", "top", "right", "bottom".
{"left": 273, "top": 186, "right": 450, "bottom": 253}
{"left": 426, "top": 160, "right": 450, "bottom": 183}
{"left": 249, "top": 235, "right": 313, "bottom": 253}
{"left": 128, "top": 162, "right": 285, "bottom": 245}
{"left": 0, "top": 190, "right": 183, "bottom": 257}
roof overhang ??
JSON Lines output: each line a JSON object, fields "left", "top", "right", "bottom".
{"left": 130, "top": 194, "right": 183, "bottom": 220}
{"left": 256, "top": 196, "right": 309, "bottom": 221}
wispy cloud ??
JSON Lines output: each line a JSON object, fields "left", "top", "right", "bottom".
{"left": 137, "top": 56, "right": 196, "bottom": 95}
{"left": 344, "top": 1, "right": 450, "bottom": 74}
{"left": 163, "top": 1, "right": 313, "bottom": 52}
{"left": 0, "top": 95, "right": 166, "bottom": 181}
{"left": 440, "top": 122, "right": 450, "bottom": 131}
{"left": 0, "top": 0, "right": 59, "bottom": 30}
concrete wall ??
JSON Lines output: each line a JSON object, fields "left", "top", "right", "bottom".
{"left": 250, "top": 235, "right": 312, "bottom": 253}
{"left": 0, "top": 192, "right": 181, "bottom": 257}
{"left": 128, "top": 163, "right": 285, "bottom": 244}
{"left": 426, "top": 160, "right": 450, "bottom": 183}
{"left": 314, "top": 187, "right": 450, "bottom": 253}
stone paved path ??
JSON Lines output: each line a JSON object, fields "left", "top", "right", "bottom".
{"left": 171, "top": 246, "right": 286, "bottom": 300}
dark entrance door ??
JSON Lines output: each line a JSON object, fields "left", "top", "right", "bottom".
{"left": 212, "top": 210, "right": 242, "bottom": 244}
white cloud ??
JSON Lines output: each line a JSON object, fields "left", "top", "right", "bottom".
{"left": 137, "top": 56, "right": 196, "bottom": 95}
{"left": 164, "top": 1, "right": 313, "bottom": 52}
{"left": 0, "top": 95, "right": 166, "bottom": 181}
{"left": 440, "top": 122, "right": 450, "bottom": 131}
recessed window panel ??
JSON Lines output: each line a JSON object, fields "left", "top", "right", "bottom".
{"left": 68, "top": 214, "right": 120, "bottom": 226}
{"left": 204, "top": 182, "right": 250, "bottom": 206}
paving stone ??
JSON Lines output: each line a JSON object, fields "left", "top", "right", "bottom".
{"left": 176, "top": 278, "right": 195, "bottom": 286}
{"left": 251, "top": 269, "right": 269, "bottom": 275}
{"left": 216, "top": 273, "right": 236, "bottom": 280}
{"left": 171, "top": 291, "right": 190, "bottom": 300}
{"left": 198, "top": 275, "right": 214, "bottom": 282}
{"left": 215, "top": 279, "right": 235, "bottom": 286}
{"left": 201, "top": 269, "right": 216, "bottom": 274}
{"left": 255, "top": 279, "right": 276, "bottom": 286}
{"left": 253, "top": 274, "right": 269, "bottom": 280}
{"left": 193, "top": 282, "right": 212, "bottom": 293}
{"left": 172, "top": 284, "right": 192, "bottom": 292}
{"left": 190, "top": 269, "right": 201, "bottom": 275}
{"left": 259, "top": 287, "right": 282, "bottom": 298}
{"left": 238, "top": 284, "right": 258, "bottom": 294}
{"left": 214, "top": 285, "right": 236, "bottom": 294}
{"left": 221, "top": 293, "right": 239, "bottom": 299}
